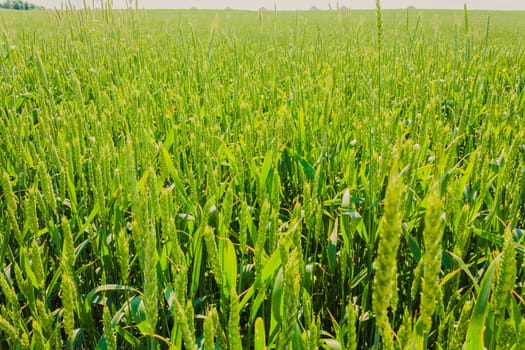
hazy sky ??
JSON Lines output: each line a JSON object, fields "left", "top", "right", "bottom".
{"left": 29, "top": 0, "right": 525, "bottom": 10}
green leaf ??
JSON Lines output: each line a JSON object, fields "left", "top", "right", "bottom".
{"left": 321, "top": 338, "right": 342, "bottom": 350}
{"left": 327, "top": 219, "right": 338, "bottom": 274}
{"left": 20, "top": 248, "right": 39, "bottom": 290}
{"left": 191, "top": 227, "right": 204, "bottom": 297}
{"left": 160, "top": 145, "right": 195, "bottom": 214}
{"left": 270, "top": 267, "right": 284, "bottom": 339}
{"left": 260, "top": 149, "right": 274, "bottom": 194}
{"left": 292, "top": 152, "right": 315, "bottom": 180}
{"left": 464, "top": 258, "right": 497, "bottom": 350}
{"left": 219, "top": 237, "right": 237, "bottom": 292}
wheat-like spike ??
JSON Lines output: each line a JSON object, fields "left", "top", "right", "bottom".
{"left": 396, "top": 310, "right": 412, "bottom": 349}
{"left": 496, "top": 319, "right": 515, "bottom": 349}
{"left": 147, "top": 166, "right": 161, "bottom": 221}
{"left": 61, "top": 272, "right": 77, "bottom": 340}
{"left": 372, "top": 168, "right": 404, "bottom": 350}
{"left": 0, "top": 271, "right": 18, "bottom": 307}
{"left": 203, "top": 225, "right": 223, "bottom": 287}
{"left": 255, "top": 200, "right": 270, "bottom": 278}
{"left": 24, "top": 188, "right": 39, "bottom": 236}
{"left": 492, "top": 227, "right": 517, "bottom": 318}
{"left": 271, "top": 166, "right": 281, "bottom": 212}
{"left": 517, "top": 318, "right": 525, "bottom": 349}
{"left": 172, "top": 299, "right": 196, "bottom": 350}
{"left": 346, "top": 302, "right": 358, "bottom": 350}
{"left": 144, "top": 224, "right": 159, "bottom": 335}
{"left": 61, "top": 216, "right": 76, "bottom": 277}
{"left": 239, "top": 201, "right": 249, "bottom": 254}
{"left": 1, "top": 171, "right": 23, "bottom": 243}
{"left": 30, "top": 241, "right": 45, "bottom": 290}
{"left": 0, "top": 315, "right": 18, "bottom": 344}
{"left": 450, "top": 300, "right": 472, "bottom": 348}
{"left": 103, "top": 305, "right": 117, "bottom": 350}
{"left": 220, "top": 188, "right": 233, "bottom": 237}
{"left": 376, "top": 0, "right": 383, "bottom": 52}
{"left": 31, "top": 320, "right": 46, "bottom": 349}
{"left": 94, "top": 161, "right": 106, "bottom": 209}
{"left": 228, "top": 287, "right": 242, "bottom": 349}
{"left": 14, "top": 260, "right": 30, "bottom": 303}
{"left": 278, "top": 249, "right": 300, "bottom": 349}
{"left": 308, "top": 315, "right": 320, "bottom": 350}
{"left": 1, "top": 171, "right": 17, "bottom": 214}
{"left": 39, "top": 161, "right": 57, "bottom": 213}
{"left": 203, "top": 309, "right": 215, "bottom": 350}
{"left": 420, "top": 189, "right": 444, "bottom": 332}
{"left": 54, "top": 317, "right": 63, "bottom": 349}
{"left": 212, "top": 307, "right": 227, "bottom": 350}
{"left": 116, "top": 228, "right": 130, "bottom": 284}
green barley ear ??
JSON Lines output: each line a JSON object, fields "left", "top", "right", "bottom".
{"left": 255, "top": 200, "right": 270, "bottom": 278}
{"left": 203, "top": 225, "right": 223, "bottom": 287}
{"left": 308, "top": 315, "right": 320, "bottom": 350}
{"left": 94, "top": 162, "right": 106, "bottom": 209}
{"left": 463, "top": 3, "right": 469, "bottom": 34}
{"left": 1, "top": 172, "right": 16, "bottom": 214}
{"left": 492, "top": 227, "right": 517, "bottom": 318}
{"left": 420, "top": 188, "right": 445, "bottom": 332}
{"left": 211, "top": 307, "right": 227, "bottom": 350}
{"left": 0, "top": 273, "right": 27, "bottom": 347}
{"left": 450, "top": 300, "right": 472, "bottom": 348}
{"left": 39, "top": 161, "right": 57, "bottom": 213}
{"left": 171, "top": 298, "right": 196, "bottom": 350}
{"left": 31, "top": 241, "right": 45, "bottom": 290}
{"left": 228, "top": 287, "right": 242, "bottom": 349}
{"left": 184, "top": 300, "right": 197, "bottom": 349}
{"left": 103, "top": 305, "right": 117, "bottom": 350}
{"left": 59, "top": 219, "right": 78, "bottom": 339}
{"left": 410, "top": 258, "right": 423, "bottom": 302}
{"left": 36, "top": 299, "right": 54, "bottom": 336}
{"left": 54, "top": 318, "right": 63, "bottom": 349}
{"left": 0, "top": 270, "right": 18, "bottom": 308}
{"left": 396, "top": 310, "right": 412, "bottom": 349}
{"left": 24, "top": 188, "right": 39, "bottom": 236}
{"left": 144, "top": 224, "right": 159, "bottom": 335}
{"left": 220, "top": 188, "right": 234, "bottom": 237}
{"left": 1, "top": 171, "right": 23, "bottom": 243}
{"left": 375, "top": 0, "right": 383, "bottom": 52}
{"left": 239, "top": 201, "right": 249, "bottom": 254}
{"left": 517, "top": 318, "right": 525, "bottom": 349}
{"left": 204, "top": 309, "right": 215, "bottom": 350}
{"left": 496, "top": 319, "right": 515, "bottom": 349}
{"left": 0, "top": 315, "right": 18, "bottom": 343}
{"left": 14, "top": 261, "right": 30, "bottom": 304}
{"left": 346, "top": 302, "right": 358, "bottom": 350}
{"left": 278, "top": 249, "right": 301, "bottom": 349}
{"left": 62, "top": 217, "right": 76, "bottom": 276}
{"left": 372, "top": 166, "right": 404, "bottom": 350}
{"left": 31, "top": 319, "right": 46, "bottom": 349}
{"left": 116, "top": 228, "right": 130, "bottom": 284}
{"left": 146, "top": 166, "right": 160, "bottom": 220}
{"left": 61, "top": 272, "right": 77, "bottom": 340}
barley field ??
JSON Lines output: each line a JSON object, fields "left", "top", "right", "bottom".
{"left": 0, "top": 5, "right": 524, "bottom": 349}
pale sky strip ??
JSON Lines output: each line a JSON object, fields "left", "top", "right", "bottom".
{"left": 28, "top": 0, "right": 525, "bottom": 10}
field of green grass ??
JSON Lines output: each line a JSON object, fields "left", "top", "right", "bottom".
{"left": 0, "top": 5, "right": 524, "bottom": 349}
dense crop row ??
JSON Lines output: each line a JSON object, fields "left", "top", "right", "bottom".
{"left": 0, "top": 5, "right": 524, "bottom": 349}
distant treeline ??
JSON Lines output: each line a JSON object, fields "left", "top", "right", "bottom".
{"left": 0, "top": 0, "right": 44, "bottom": 10}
